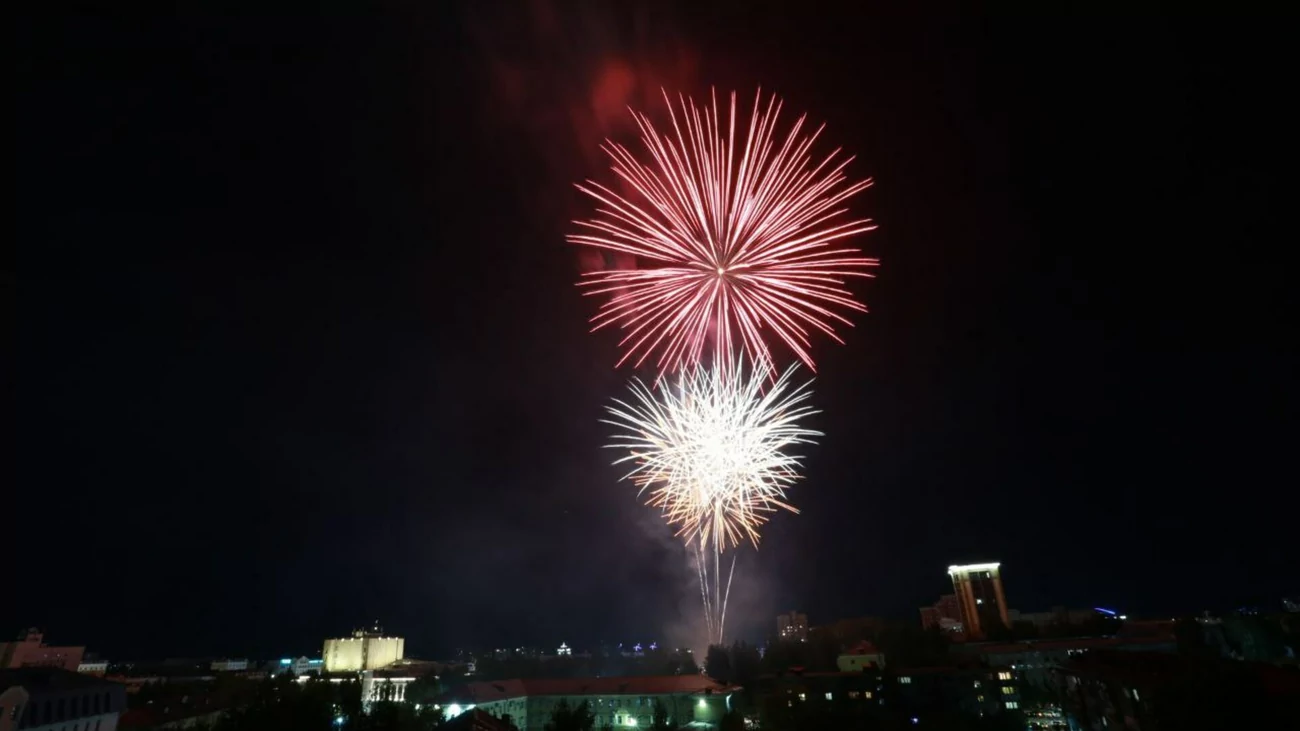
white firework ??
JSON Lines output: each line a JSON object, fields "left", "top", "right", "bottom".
{"left": 604, "top": 359, "right": 820, "bottom": 644}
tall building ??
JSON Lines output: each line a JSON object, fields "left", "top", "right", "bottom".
{"left": 948, "top": 563, "right": 1010, "bottom": 639}
{"left": 323, "top": 625, "right": 404, "bottom": 672}
{"left": 777, "top": 611, "right": 808, "bottom": 642}
{"left": 0, "top": 629, "right": 85, "bottom": 672}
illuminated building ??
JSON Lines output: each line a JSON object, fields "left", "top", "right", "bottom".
{"left": 275, "top": 656, "right": 324, "bottom": 676}
{"left": 919, "top": 594, "right": 963, "bottom": 632}
{"left": 323, "top": 625, "right": 405, "bottom": 672}
{"left": 777, "top": 611, "right": 808, "bottom": 642}
{"left": 0, "top": 629, "right": 85, "bottom": 672}
{"left": 443, "top": 676, "right": 735, "bottom": 731}
{"left": 948, "top": 563, "right": 1009, "bottom": 639}
{"left": 76, "top": 660, "right": 108, "bottom": 676}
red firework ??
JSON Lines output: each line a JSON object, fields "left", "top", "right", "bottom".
{"left": 570, "top": 89, "right": 877, "bottom": 376}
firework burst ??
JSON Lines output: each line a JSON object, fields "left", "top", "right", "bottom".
{"left": 571, "top": 88, "right": 877, "bottom": 377}
{"left": 604, "top": 358, "right": 820, "bottom": 642}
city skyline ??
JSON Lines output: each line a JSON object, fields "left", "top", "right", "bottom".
{"left": 14, "top": 4, "right": 1296, "bottom": 663}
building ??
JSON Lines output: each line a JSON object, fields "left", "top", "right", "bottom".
{"left": 776, "top": 612, "right": 808, "bottom": 642}
{"left": 1, "top": 667, "right": 128, "bottom": 731}
{"left": 443, "top": 708, "right": 518, "bottom": 731}
{"left": 273, "top": 657, "right": 323, "bottom": 676}
{"left": 756, "top": 670, "right": 882, "bottom": 729}
{"left": 1007, "top": 606, "right": 1097, "bottom": 630}
{"left": 75, "top": 653, "right": 108, "bottom": 677}
{"left": 1054, "top": 650, "right": 1300, "bottom": 730}
{"left": 323, "top": 626, "right": 405, "bottom": 672}
{"left": 836, "top": 642, "right": 886, "bottom": 672}
{"left": 891, "top": 665, "right": 1022, "bottom": 720}
{"left": 0, "top": 631, "right": 85, "bottom": 674}
{"left": 953, "top": 635, "right": 1176, "bottom": 692}
{"left": 443, "top": 676, "right": 736, "bottom": 731}
{"left": 209, "top": 659, "right": 249, "bottom": 672}
{"left": 919, "top": 594, "right": 964, "bottom": 632}
{"left": 361, "top": 670, "right": 419, "bottom": 705}
{"left": 947, "top": 563, "right": 1010, "bottom": 639}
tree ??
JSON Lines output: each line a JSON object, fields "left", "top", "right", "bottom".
{"left": 665, "top": 650, "right": 699, "bottom": 676}
{"left": 705, "top": 645, "right": 732, "bottom": 683}
{"left": 406, "top": 673, "right": 443, "bottom": 705}
{"left": 544, "top": 699, "right": 595, "bottom": 731}
{"left": 729, "top": 641, "right": 762, "bottom": 693}
{"left": 718, "top": 710, "right": 744, "bottom": 731}
{"left": 651, "top": 699, "right": 673, "bottom": 731}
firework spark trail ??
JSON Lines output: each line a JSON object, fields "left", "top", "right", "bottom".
{"left": 571, "top": 88, "right": 877, "bottom": 378}
{"left": 604, "top": 358, "right": 821, "bottom": 643}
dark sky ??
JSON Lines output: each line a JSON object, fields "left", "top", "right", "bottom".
{"left": 14, "top": 4, "right": 1296, "bottom": 661}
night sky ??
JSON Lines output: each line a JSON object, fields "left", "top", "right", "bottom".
{"left": 14, "top": 4, "right": 1295, "bottom": 661}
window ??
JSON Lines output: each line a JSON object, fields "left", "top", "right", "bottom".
{"left": 797, "top": 693, "right": 806, "bottom": 701}
{"left": 977, "top": 695, "right": 985, "bottom": 702}
{"left": 1001, "top": 687, "right": 1015, "bottom": 695}
{"left": 997, "top": 672, "right": 1012, "bottom": 681}
{"left": 973, "top": 681, "right": 981, "bottom": 688}
{"left": 1004, "top": 701, "right": 1018, "bottom": 710}
{"left": 865, "top": 692, "right": 873, "bottom": 699}
{"left": 899, "top": 677, "right": 912, "bottom": 684}
{"left": 824, "top": 693, "right": 833, "bottom": 701}
{"left": 1131, "top": 688, "right": 1141, "bottom": 702}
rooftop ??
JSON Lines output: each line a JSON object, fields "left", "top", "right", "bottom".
{"left": 1060, "top": 650, "right": 1300, "bottom": 695}
{"left": 962, "top": 635, "right": 1175, "bottom": 655}
{"left": 0, "top": 667, "right": 120, "bottom": 692}
{"left": 841, "top": 641, "right": 881, "bottom": 655}
{"left": 453, "top": 676, "right": 736, "bottom": 702}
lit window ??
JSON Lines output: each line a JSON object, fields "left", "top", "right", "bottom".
{"left": 824, "top": 693, "right": 832, "bottom": 701}
{"left": 798, "top": 693, "right": 806, "bottom": 702}
{"left": 899, "top": 677, "right": 912, "bottom": 684}
{"left": 865, "top": 691, "right": 873, "bottom": 699}
{"left": 1132, "top": 688, "right": 1140, "bottom": 702}
{"left": 973, "top": 681, "right": 981, "bottom": 688}
{"left": 1001, "top": 687, "right": 1015, "bottom": 695}
{"left": 848, "top": 691, "right": 861, "bottom": 700}
{"left": 997, "top": 672, "right": 1012, "bottom": 681}
{"left": 1005, "top": 701, "right": 1018, "bottom": 710}
{"left": 977, "top": 695, "right": 985, "bottom": 702}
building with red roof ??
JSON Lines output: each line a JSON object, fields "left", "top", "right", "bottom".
{"left": 442, "top": 675, "right": 738, "bottom": 731}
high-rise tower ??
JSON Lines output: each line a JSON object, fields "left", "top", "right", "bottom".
{"left": 948, "top": 563, "right": 1009, "bottom": 639}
